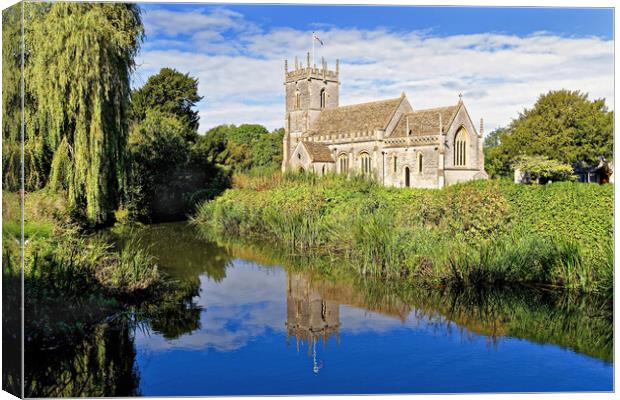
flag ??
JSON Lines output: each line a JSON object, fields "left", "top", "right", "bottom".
{"left": 312, "top": 32, "right": 324, "bottom": 46}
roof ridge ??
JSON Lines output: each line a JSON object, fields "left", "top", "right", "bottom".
{"left": 408, "top": 103, "right": 459, "bottom": 114}
{"left": 328, "top": 96, "right": 402, "bottom": 111}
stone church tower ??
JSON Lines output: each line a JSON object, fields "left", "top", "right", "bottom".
{"left": 282, "top": 52, "right": 340, "bottom": 170}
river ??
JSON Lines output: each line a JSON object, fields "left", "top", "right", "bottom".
{"left": 24, "top": 222, "right": 613, "bottom": 396}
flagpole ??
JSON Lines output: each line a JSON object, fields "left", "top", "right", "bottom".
{"left": 312, "top": 32, "right": 315, "bottom": 67}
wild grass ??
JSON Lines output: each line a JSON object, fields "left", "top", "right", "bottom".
{"left": 105, "top": 236, "right": 160, "bottom": 292}
{"left": 194, "top": 171, "right": 613, "bottom": 295}
{"left": 24, "top": 225, "right": 162, "bottom": 300}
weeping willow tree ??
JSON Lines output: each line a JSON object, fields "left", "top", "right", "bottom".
{"left": 2, "top": 3, "right": 27, "bottom": 191}
{"left": 26, "top": 3, "right": 143, "bottom": 225}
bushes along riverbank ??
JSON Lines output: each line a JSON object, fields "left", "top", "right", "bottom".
{"left": 193, "top": 173, "right": 613, "bottom": 295}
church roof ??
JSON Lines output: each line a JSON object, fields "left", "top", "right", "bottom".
{"left": 391, "top": 103, "right": 461, "bottom": 138}
{"left": 301, "top": 141, "right": 334, "bottom": 162}
{"left": 306, "top": 96, "right": 404, "bottom": 137}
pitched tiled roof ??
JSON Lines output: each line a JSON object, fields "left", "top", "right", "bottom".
{"left": 306, "top": 96, "right": 404, "bottom": 137}
{"left": 391, "top": 104, "right": 460, "bottom": 138}
{"left": 302, "top": 141, "right": 334, "bottom": 162}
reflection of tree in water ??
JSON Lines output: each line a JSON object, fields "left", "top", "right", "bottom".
{"left": 23, "top": 223, "right": 235, "bottom": 396}
{"left": 119, "top": 222, "right": 235, "bottom": 340}
{"left": 135, "top": 279, "right": 203, "bottom": 340}
{"left": 3, "top": 243, "right": 22, "bottom": 397}
{"left": 25, "top": 318, "right": 140, "bottom": 397}
{"left": 385, "top": 284, "right": 612, "bottom": 362}
{"left": 110, "top": 222, "right": 233, "bottom": 283}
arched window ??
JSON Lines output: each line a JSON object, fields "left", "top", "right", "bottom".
{"left": 404, "top": 167, "right": 410, "bottom": 187}
{"left": 418, "top": 153, "right": 423, "bottom": 173}
{"left": 320, "top": 88, "right": 326, "bottom": 109}
{"left": 295, "top": 89, "right": 301, "bottom": 109}
{"left": 454, "top": 127, "right": 468, "bottom": 166}
{"left": 392, "top": 155, "right": 398, "bottom": 174}
{"left": 360, "top": 152, "right": 372, "bottom": 176}
{"left": 338, "top": 153, "right": 349, "bottom": 174}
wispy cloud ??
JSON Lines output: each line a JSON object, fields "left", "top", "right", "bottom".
{"left": 135, "top": 6, "right": 614, "bottom": 133}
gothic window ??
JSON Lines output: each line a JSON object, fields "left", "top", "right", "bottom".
{"left": 338, "top": 153, "right": 349, "bottom": 174}
{"left": 320, "top": 88, "right": 326, "bottom": 109}
{"left": 360, "top": 152, "right": 372, "bottom": 176}
{"left": 454, "top": 127, "right": 468, "bottom": 166}
{"left": 295, "top": 89, "right": 301, "bottom": 109}
{"left": 418, "top": 153, "right": 423, "bottom": 173}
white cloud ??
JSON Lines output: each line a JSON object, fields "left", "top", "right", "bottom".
{"left": 142, "top": 7, "right": 253, "bottom": 37}
{"left": 135, "top": 7, "right": 614, "bottom": 134}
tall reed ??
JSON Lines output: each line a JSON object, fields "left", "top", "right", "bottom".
{"left": 194, "top": 171, "right": 613, "bottom": 295}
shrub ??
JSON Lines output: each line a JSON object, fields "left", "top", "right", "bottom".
{"left": 513, "top": 155, "right": 576, "bottom": 183}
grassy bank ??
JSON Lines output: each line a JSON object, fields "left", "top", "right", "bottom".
{"left": 193, "top": 173, "right": 613, "bottom": 295}
{"left": 2, "top": 190, "right": 164, "bottom": 344}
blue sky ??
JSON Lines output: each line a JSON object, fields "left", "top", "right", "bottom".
{"left": 149, "top": 5, "right": 614, "bottom": 38}
{"left": 135, "top": 4, "right": 614, "bottom": 132}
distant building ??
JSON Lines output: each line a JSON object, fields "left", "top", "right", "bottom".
{"left": 281, "top": 53, "right": 488, "bottom": 188}
{"left": 514, "top": 156, "right": 614, "bottom": 185}
{"left": 573, "top": 157, "right": 614, "bottom": 184}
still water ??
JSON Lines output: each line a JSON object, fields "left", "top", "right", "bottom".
{"left": 26, "top": 222, "right": 613, "bottom": 396}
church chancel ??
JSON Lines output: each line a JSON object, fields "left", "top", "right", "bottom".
{"left": 281, "top": 53, "right": 488, "bottom": 188}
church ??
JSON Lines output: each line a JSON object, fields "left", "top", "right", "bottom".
{"left": 281, "top": 53, "right": 488, "bottom": 188}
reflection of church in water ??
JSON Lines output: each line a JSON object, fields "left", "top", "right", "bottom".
{"left": 285, "top": 272, "right": 411, "bottom": 374}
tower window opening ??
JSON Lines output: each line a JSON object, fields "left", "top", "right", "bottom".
{"left": 295, "top": 89, "right": 301, "bottom": 109}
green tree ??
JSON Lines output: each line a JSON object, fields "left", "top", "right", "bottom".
{"left": 197, "top": 124, "right": 283, "bottom": 171}
{"left": 2, "top": 3, "right": 50, "bottom": 191}
{"left": 127, "top": 68, "right": 230, "bottom": 221}
{"left": 2, "top": 4, "right": 23, "bottom": 191}
{"left": 127, "top": 110, "right": 191, "bottom": 220}
{"left": 27, "top": 3, "right": 143, "bottom": 225}
{"left": 487, "top": 90, "right": 613, "bottom": 177}
{"left": 253, "top": 128, "right": 284, "bottom": 168}
{"left": 483, "top": 127, "right": 511, "bottom": 178}
{"left": 513, "top": 155, "right": 576, "bottom": 183}
{"left": 131, "top": 67, "right": 203, "bottom": 134}
{"left": 483, "top": 126, "right": 507, "bottom": 149}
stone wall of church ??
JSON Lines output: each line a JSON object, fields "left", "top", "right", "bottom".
{"left": 444, "top": 106, "right": 483, "bottom": 171}
{"left": 327, "top": 139, "right": 383, "bottom": 181}
{"left": 383, "top": 145, "right": 440, "bottom": 188}
{"left": 324, "top": 138, "right": 442, "bottom": 188}
{"left": 288, "top": 142, "right": 335, "bottom": 175}
{"left": 288, "top": 142, "right": 313, "bottom": 172}
{"left": 312, "top": 162, "right": 335, "bottom": 175}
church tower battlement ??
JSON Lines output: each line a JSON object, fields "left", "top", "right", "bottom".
{"left": 282, "top": 53, "right": 340, "bottom": 170}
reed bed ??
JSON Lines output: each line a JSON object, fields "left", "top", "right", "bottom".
{"left": 193, "top": 172, "right": 613, "bottom": 295}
